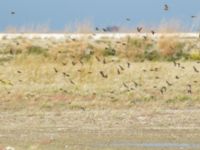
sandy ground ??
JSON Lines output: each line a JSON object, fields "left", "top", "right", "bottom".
{"left": 1, "top": 109, "right": 200, "bottom": 150}
{"left": 0, "top": 33, "right": 199, "bottom": 40}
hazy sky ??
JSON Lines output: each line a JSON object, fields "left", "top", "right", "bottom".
{"left": 0, "top": 0, "right": 200, "bottom": 31}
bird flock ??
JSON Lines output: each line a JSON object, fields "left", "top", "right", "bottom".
{"left": 0, "top": 3, "right": 199, "bottom": 104}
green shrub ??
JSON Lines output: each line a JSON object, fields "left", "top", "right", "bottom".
{"left": 144, "top": 50, "right": 160, "bottom": 61}
{"left": 27, "top": 46, "right": 48, "bottom": 55}
{"left": 104, "top": 47, "right": 116, "bottom": 56}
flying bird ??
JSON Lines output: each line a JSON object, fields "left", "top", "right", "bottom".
{"left": 166, "top": 80, "right": 173, "bottom": 86}
{"left": 11, "top": 11, "right": 15, "bottom": 15}
{"left": 53, "top": 67, "right": 58, "bottom": 73}
{"left": 99, "top": 71, "right": 108, "bottom": 78}
{"left": 191, "top": 16, "right": 197, "bottom": 18}
{"left": 164, "top": 4, "right": 169, "bottom": 11}
{"left": 95, "top": 27, "right": 99, "bottom": 31}
{"left": 193, "top": 66, "right": 199, "bottom": 73}
{"left": 151, "top": 30, "right": 155, "bottom": 35}
{"left": 137, "top": 27, "right": 143, "bottom": 33}
{"left": 126, "top": 18, "right": 131, "bottom": 21}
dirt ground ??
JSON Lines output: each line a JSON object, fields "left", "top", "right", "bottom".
{"left": 1, "top": 109, "right": 200, "bottom": 150}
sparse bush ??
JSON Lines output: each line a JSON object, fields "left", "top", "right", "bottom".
{"left": 144, "top": 50, "right": 160, "bottom": 61}
{"left": 158, "top": 37, "right": 186, "bottom": 60}
{"left": 104, "top": 47, "right": 116, "bottom": 56}
{"left": 189, "top": 51, "right": 200, "bottom": 60}
{"left": 27, "top": 46, "right": 48, "bottom": 56}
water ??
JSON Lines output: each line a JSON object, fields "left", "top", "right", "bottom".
{"left": 97, "top": 142, "right": 200, "bottom": 149}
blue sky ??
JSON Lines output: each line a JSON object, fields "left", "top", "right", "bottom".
{"left": 0, "top": 0, "right": 200, "bottom": 31}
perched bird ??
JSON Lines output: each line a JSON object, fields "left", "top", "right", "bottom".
{"left": 63, "top": 72, "right": 70, "bottom": 77}
{"left": 122, "top": 43, "right": 127, "bottom": 46}
{"left": 127, "top": 62, "right": 130, "bottom": 68}
{"left": 17, "top": 70, "right": 22, "bottom": 74}
{"left": 193, "top": 80, "right": 198, "bottom": 83}
{"left": 193, "top": 66, "right": 199, "bottom": 73}
{"left": 160, "top": 86, "right": 167, "bottom": 94}
{"left": 172, "top": 60, "right": 180, "bottom": 67}
{"left": 155, "top": 76, "right": 160, "bottom": 79}
{"left": 72, "top": 61, "right": 76, "bottom": 66}
{"left": 175, "top": 75, "right": 180, "bottom": 79}
{"left": 164, "top": 4, "right": 169, "bottom": 11}
{"left": 187, "top": 84, "right": 192, "bottom": 94}
{"left": 137, "top": 27, "right": 143, "bottom": 33}
{"left": 181, "top": 66, "right": 185, "bottom": 69}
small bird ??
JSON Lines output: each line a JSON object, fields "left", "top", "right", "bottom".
{"left": 63, "top": 72, "right": 70, "bottom": 77}
{"left": 143, "top": 36, "right": 147, "bottom": 40}
{"left": 119, "top": 65, "right": 124, "bottom": 71}
{"left": 99, "top": 71, "right": 108, "bottom": 78}
{"left": 79, "top": 60, "right": 84, "bottom": 65}
{"left": 17, "top": 70, "right": 22, "bottom": 74}
{"left": 72, "top": 61, "right": 76, "bottom": 66}
{"left": 155, "top": 76, "right": 160, "bottom": 79}
{"left": 193, "top": 66, "right": 199, "bottom": 73}
{"left": 187, "top": 84, "right": 192, "bottom": 94}
{"left": 126, "top": 18, "right": 131, "bottom": 21}
{"left": 151, "top": 30, "right": 155, "bottom": 35}
{"left": 191, "top": 15, "right": 197, "bottom": 18}
{"left": 137, "top": 27, "right": 143, "bottom": 33}
{"left": 53, "top": 67, "right": 58, "bottom": 73}
{"left": 175, "top": 75, "right": 180, "bottom": 79}
{"left": 103, "top": 28, "right": 107, "bottom": 32}
{"left": 117, "top": 69, "right": 121, "bottom": 75}
{"left": 95, "top": 27, "right": 99, "bottom": 31}
{"left": 69, "top": 79, "right": 75, "bottom": 85}
{"left": 193, "top": 80, "right": 198, "bottom": 83}
{"left": 62, "top": 62, "right": 67, "bottom": 66}
{"left": 95, "top": 56, "right": 101, "bottom": 62}
{"left": 103, "top": 58, "right": 106, "bottom": 64}
{"left": 188, "top": 89, "right": 192, "bottom": 94}
{"left": 127, "top": 62, "right": 130, "bottom": 68}
{"left": 11, "top": 11, "right": 15, "bottom": 15}
{"left": 181, "top": 66, "right": 185, "bottom": 69}
{"left": 123, "top": 82, "right": 129, "bottom": 89}
{"left": 133, "top": 81, "right": 138, "bottom": 88}
{"left": 160, "top": 86, "right": 167, "bottom": 94}
{"left": 166, "top": 80, "right": 172, "bottom": 86}
{"left": 164, "top": 4, "right": 169, "bottom": 11}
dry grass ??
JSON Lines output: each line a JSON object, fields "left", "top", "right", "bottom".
{"left": 0, "top": 35, "right": 200, "bottom": 150}
{"left": 0, "top": 35, "right": 199, "bottom": 111}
